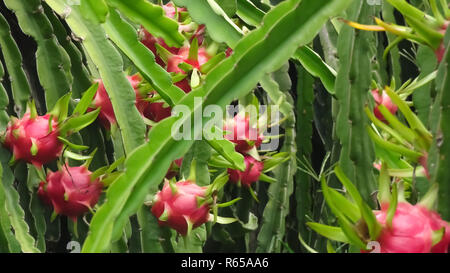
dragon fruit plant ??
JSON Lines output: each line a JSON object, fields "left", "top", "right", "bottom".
{"left": 343, "top": 0, "right": 450, "bottom": 62}
{"left": 1, "top": 0, "right": 450, "bottom": 255}
{"left": 307, "top": 165, "right": 450, "bottom": 253}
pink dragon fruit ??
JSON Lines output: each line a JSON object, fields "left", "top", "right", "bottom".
{"left": 372, "top": 202, "right": 435, "bottom": 253}
{"left": 3, "top": 113, "right": 63, "bottom": 167}
{"left": 91, "top": 75, "right": 149, "bottom": 129}
{"left": 37, "top": 181, "right": 52, "bottom": 206}
{"left": 228, "top": 156, "right": 264, "bottom": 187}
{"left": 224, "top": 114, "right": 264, "bottom": 154}
{"left": 143, "top": 101, "right": 172, "bottom": 123}
{"left": 39, "top": 165, "right": 103, "bottom": 222}
{"left": 371, "top": 89, "right": 398, "bottom": 122}
{"left": 140, "top": 28, "right": 179, "bottom": 66}
{"left": 417, "top": 206, "right": 450, "bottom": 253}
{"left": 162, "top": 2, "right": 186, "bottom": 20}
{"left": 167, "top": 46, "right": 211, "bottom": 93}
{"left": 151, "top": 180, "right": 210, "bottom": 235}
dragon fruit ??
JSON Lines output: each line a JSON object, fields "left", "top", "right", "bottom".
{"left": 38, "top": 181, "right": 52, "bottom": 206}
{"left": 371, "top": 89, "right": 398, "bottom": 122}
{"left": 167, "top": 46, "right": 210, "bottom": 93}
{"left": 143, "top": 101, "right": 172, "bottom": 123}
{"left": 140, "top": 28, "right": 179, "bottom": 66}
{"left": 91, "top": 75, "right": 149, "bottom": 129}
{"left": 417, "top": 206, "right": 450, "bottom": 253}
{"left": 151, "top": 180, "right": 210, "bottom": 235}
{"left": 3, "top": 113, "right": 63, "bottom": 167}
{"left": 228, "top": 156, "right": 264, "bottom": 187}
{"left": 39, "top": 165, "right": 103, "bottom": 222}
{"left": 224, "top": 114, "right": 264, "bottom": 154}
{"left": 372, "top": 202, "right": 435, "bottom": 253}
{"left": 162, "top": 2, "right": 186, "bottom": 20}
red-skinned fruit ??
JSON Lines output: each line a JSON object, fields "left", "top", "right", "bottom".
{"left": 40, "top": 165, "right": 103, "bottom": 222}
{"left": 224, "top": 114, "right": 264, "bottom": 153}
{"left": 143, "top": 101, "right": 172, "bottom": 123}
{"left": 188, "top": 24, "right": 206, "bottom": 45}
{"left": 417, "top": 206, "right": 450, "bottom": 253}
{"left": 228, "top": 156, "right": 264, "bottom": 187}
{"left": 167, "top": 46, "right": 211, "bottom": 93}
{"left": 151, "top": 180, "right": 210, "bottom": 235}
{"left": 90, "top": 75, "right": 149, "bottom": 129}
{"left": 162, "top": 2, "right": 186, "bottom": 19}
{"left": 371, "top": 89, "right": 398, "bottom": 122}
{"left": 140, "top": 28, "right": 179, "bottom": 66}
{"left": 38, "top": 181, "right": 52, "bottom": 206}
{"left": 3, "top": 113, "right": 63, "bottom": 167}
{"left": 370, "top": 202, "right": 435, "bottom": 253}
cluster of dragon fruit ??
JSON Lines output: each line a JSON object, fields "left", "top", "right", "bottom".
{"left": 1, "top": 1, "right": 449, "bottom": 253}
{"left": 0, "top": 2, "right": 286, "bottom": 241}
